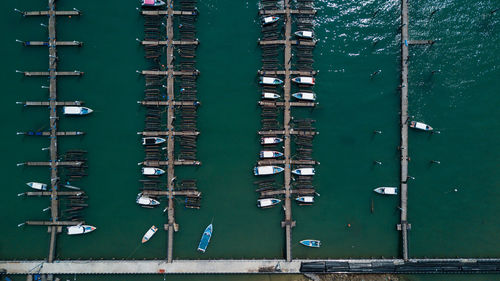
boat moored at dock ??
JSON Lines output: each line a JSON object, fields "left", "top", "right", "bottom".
{"left": 294, "top": 30, "right": 314, "bottom": 39}
{"left": 292, "top": 92, "right": 316, "bottom": 101}
{"left": 262, "top": 16, "right": 279, "bottom": 25}
{"left": 262, "top": 92, "right": 280, "bottom": 99}
{"left": 67, "top": 224, "right": 96, "bottom": 235}
{"left": 260, "top": 77, "right": 283, "bottom": 85}
{"left": 142, "top": 167, "right": 165, "bottom": 176}
{"left": 410, "top": 121, "right": 433, "bottom": 131}
{"left": 291, "top": 77, "right": 315, "bottom": 85}
{"left": 257, "top": 198, "right": 281, "bottom": 208}
{"left": 142, "top": 137, "right": 166, "bottom": 146}
{"left": 292, "top": 167, "right": 315, "bottom": 176}
{"left": 141, "top": 0, "right": 166, "bottom": 7}
{"left": 142, "top": 225, "right": 158, "bottom": 243}
{"left": 136, "top": 193, "right": 160, "bottom": 206}
{"left": 260, "top": 151, "right": 284, "bottom": 159}
{"left": 261, "top": 137, "right": 283, "bottom": 145}
{"left": 300, "top": 239, "right": 321, "bottom": 248}
{"left": 374, "top": 186, "right": 398, "bottom": 195}
{"left": 296, "top": 196, "right": 314, "bottom": 204}
{"left": 26, "top": 182, "right": 47, "bottom": 191}
{"left": 254, "top": 165, "right": 284, "bottom": 176}
{"left": 63, "top": 106, "right": 93, "bottom": 115}
{"left": 197, "top": 224, "right": 213, "bottom": 253}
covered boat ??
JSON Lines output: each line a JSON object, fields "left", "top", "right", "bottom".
{"left": 260, "top": 151, "right": 284, "bottom": 159}
{"left": 142, "top": 225, "right": 158, "bottom": 243}
{"left": 142, "top": 167, "right": 165, "bottom": 176}
{"left": 295, "top": 30, "right": 314, "bottom": 39}
{"left": 260, "top": 77, "right": 283, "bottom": 85}
{"left": 257, "top": 198, "right": 281, "bottom": 208}
{"left": 296, "top": 196, "right": 314, "bottom": 204}
{"left": 292, "top": 92, "right": 316, "bottom": 101}
{"left": 142, "top": 137, "right": 166, "bottom": 146}
{"left": 262, "top": 16, "right": 279, "bottom": 25}
{"left": 374, "top": 187, "right": 398, "bottom": 195}
{"left": 410, "top": 121, "right": 433, "bottom": 131}
{"left": 67, "top": 224, "right": 96, "bottom": 235}
{"left": 262, "top": 92, "right": 280, "bottom": 99}
{"left": 254, "top": 166, "right": 284, "bottom": 176}
{"left": 142, "top": 0, "right": 166, "bottom": 7}
{"left": 292, "top": 167, "right": 315, "bottom": 176}
{"left": 136, "top": 193, "right": 160, "bottom": 206}
{"left": 300, "top": 239, "right": 321, "bottom": 248}
{"left": 63, "top": 106, "right": 93, "bottom": 115}
{"left": 197, "top": 223, "right": 213, "bottom": 253}
{"left": 261, "top": 137, "right": 283, "bottom": 145}
{"left": 291, "top": 77, "right": 315, "bottom": 85}
{"left": 26, "top": 182, "right": 47, "bottom": 191}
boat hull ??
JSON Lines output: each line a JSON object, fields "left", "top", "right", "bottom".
{"left": 300, "top": 239, "right": 321, "bottom": 248}
{"left": 67, "top": 225, "right": 96, "bottom": 235}
{"left": 142, "top": 225, "right": 158, "bottom": 243}
{"left": 197, "top": 224, "right": 213, "bottom": 252}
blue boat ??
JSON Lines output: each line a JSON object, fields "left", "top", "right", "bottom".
{"left": 300, "top": 239, "right": 321, "bottom": 248}
{"left": 197, "top": 223, "right": 213, "bottom": 253}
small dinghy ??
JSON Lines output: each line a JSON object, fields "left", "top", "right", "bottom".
{"left": 197, "top": 223, "right": 213, "bottom": 253}
{"left": 292, "top": 167, "right": 315, "bottom": 176}
{"left": 260, "top": 77, "right": 283, "bottom": 85}
{"left": 410, "top": 121, "right": 433, "bottom": 131}
{"left": 292, "top": 92, "right": 316, "bottom": 101}
{"left": 136, "top": 193, "right": 160, "bottom": 206}
{"left": 262, "top": 16, "right": 279, "bottom": 25}
{"left": 296, "top": 196, "right": 314, "bottom": 204}
{"left": 142, "top": 167, "right": 165, "bottom": 176}
{"left": 261, "top": 137, "right": 283, "bottom": 145}
{"left": 63, "top": 106, "right": 93, "bottom": 115}
{"left": 374, "top": 187, "right": 398, "bottom": 195}
{"left": 292, "top": 77, "right": 315, "bottom": 85}
{"left": 257, "top": 198, "right": 281, "bottom": 208}
{"left": 142, "top": 225, "right": 158, "bottom": 243}
{"left": 260, "top": 151, "right": 284, "bottom": 159}
{"left": 254, "top": 166, "right": 284, "bottom": 176}
{"left": 67, "top": 224, "right": 96, "bottom": 235}
{"left": 142, "top": 137, "right": 166, "bottom": 146}
{"left": 142, "top": 0, "right": 166, "bottom": 7}
{"left": 262, "top": 92, "right": 280, "bottom": 99}
{"left": 300, "top": 239, "right": 321, "bottom": 248}
{"left": 295, "top": 30, "right": 314, "bottom": 39}
{"left": 26, "top": 182, "right": 47, "bottom": 191}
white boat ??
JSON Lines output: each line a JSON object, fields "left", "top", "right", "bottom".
{"left": 257, "top": 198, "right": 281, "bottom": 208}
{"left": 295, "top": 30, "right": 314, "bottom": 39}
{"left": 260, "top": 151, "right": 284, "bottom": 159}
{"left": 261, "top": 137, "right": 283, "bottom": 145}
{"left": 142, "top": 167, "right": 165, "bottom": 176}
{"left": 142, "top": 137, "right": 166, "bottom": 146}
{"left": 292, "top": 77, "right": 315, "bottom": 85}
{"left": 142, "top": 225, "right": 158, "bottom": 243}
{"left": 67, "top": 224, "right": 96, "bottom": 235}
{"left": 292, "top": 92, "right": 316, "bottom": 101}
{"left": 262, "top": 92, "right": 280, "bottom": 99}
{"left": 260, "top": 77, "right": 283, "bottom": 85}
{"left": 26, "top": 182, "right": 47, "bottom": 191}
{"left": 410, "top": 121, "right": 433, "bottom": 131}
{"left": 63, "top": 106, "right": 93, "bottom": 115}
{"left": 374, "top": 187, "right": 398, "bottom": 195}
{"left": 254, "top": 166, "right": 284, "bottom": 176}
{"left": 292, "top": 167, "right": 315, "bottom": 176}
{"left": 136, "top": 193, "right": 160, "bottom": 206}
{"left": 142, "top": 0, "right": 166, "bottom": 7}
{"left": 296, "top": 196, "right": 314, "bottom": 203}
{"left": 262, "top": 16, "right": 279, "bottom": 25}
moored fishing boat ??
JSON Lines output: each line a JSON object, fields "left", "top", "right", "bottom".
{"left": 26, "top": 182, "right": 47, "bottom": 191}
{"left": 141, "top": 0, "right": 166, "bottom": 7}
{"left": 260, "top": 77, "right": 283, "bottom": 85}
{"left": 63, "top": 106, "right": 93, "bottom": 115}
{"left": 67, "top": 224, "right": 96, "bottom": 235}
{"left": 292, "top": 92, "right": 316, "bottom": 101}
{"left": 261, "top": 137, "right": 283, "bottom": 145}
{"left": 257, "top": 198, "right": 281, "bottom": 208}
{"left": 142, "top": 137, "right": 166, "bottom": 146}
{"left": 262, "top": 16, "right": 279, "bottom": 25}
{"left": 294, "top": 30, "right": 314, "bottom": 39}
{"left": 142, "top": 225, "right": 158, "bottom": 243}
{"left": 254, "top": 166, "right": 284, "bottom": 176}
{"left": 296, "top": 196, "right": 314, "bottom": 204}
{"left": 136, "top": 193, "right": 160, "bottom": 206}
{"left": 142, "top": 167, "right": 165, "bottom": 176}
{"left": 291, "top": 77, "right": 315, "bottom": 85}
{"left": 260, "top": 151, "right": 284, "bottom": 159}
{"left": 262, "top": 92, "right": 280, "bottom": 99}
{"left": 197, "top": 223, "right": 213, "bottom": 253}
{"left": 300, "top": 239, "right": 321, "bottom": 248}
{"left": 292, "top": 167, "right": 315, "bottom": 176}
{"left": 373, "top": 186, "right": 398, "bottom": 195}
{"left": 410, "top": 121, "right": 433, "bottom": 131}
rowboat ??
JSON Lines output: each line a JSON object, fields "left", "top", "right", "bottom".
{"left": 197, "top": 223, "right": 213, "bottom": 253}
{"left": 142, "top": 0, "right": 166, "bottom": 7}
{"left": 291, "top": 77, "right": 315, "bottom": 85}
{"left": 260, "top": 151, "right": 284, "bottom": 159}
{"left": 142, "top": 167, "right": 165, "bottom": 176}
{"left": 295, "top": 30, "right": 314, "bottom": 39}
{"left": 262, "top": 16, "right": 279, "bottom": 25}
{"left": 142, "top": 225, "right": 158, "bottom": 243}
{"left": 261, "top": 137, "right": 283, "bottom": 145}
{"left": 26, "top": 182, "right": 47, "bottom": 191}
{"left": 262, "top": 92, "right": 280, "bottom": 99}
{"left": 254, "top": 166, "right": 284, "bottom": 176}
{"left": 63, "top": 106, "right": 93, "bottom": 115}
{"left": 292, "top": 92, "right": 316, "bottom": 101}
{"left": 142, "top": 137, "right": 166, "bottom": 146}
{"left": 257, "top": 198, "right": 281, "bottom": 208}
{"left": 136, "top": 193, "right": 160, "bottom": 206}
{"left": 260, "top": 77, "right": 283, "bottom": 85}
{"left": 374, "top": 187, "right": 398, "bottom": 195}
{"left": 67, "top": 224, "right": 96, "bottom": 235}
{"left": 410, "top": 121, "right": 433, "bottom": 131}
{"left": 296, "top": 196, "right": 314, "bottom": 204}
{"left": 292, "top": 167, "right": 315, "bottom": 176}
{"left": 300, "top": 239, "right": 321, "bottom": 248}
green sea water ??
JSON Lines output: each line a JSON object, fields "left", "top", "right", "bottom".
{"left": 0, "top": 0, "right": 499, "bottom": 280}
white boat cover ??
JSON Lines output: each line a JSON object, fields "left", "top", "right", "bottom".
{"left": 263, "top": 16, "right": 276, "bottom": 23}
{"left": 298, "top": 196, "right": 314, "bottom": 203}
{"left": 262, "top": 151, "right": 275, "bottom": 158}
{"left": 256, "top": 166, "right": 275, "bottom": 175}
{"left": 293, "top": 167, "right": 315, "bottom": 175}
{"left": 263, "top": 92, "right": 279, "bottom": 99}
{"left": 28, "top": 182, "right": 46, "bottom": 190}
{"left": 302, "top": 31, "right": 313, "bottom": 37}
{"left": 142, "top": 167, "right": 163, "bottom": 175}
{"left": 262, "top": 77, "right": 278, "bottom": 84}
{"left": 63, "top": 106, "right": 83, "bottom": 114}
{"left": 378, "top": 187, "right": 397, "bottom": 195}
{"left": 67, "top": 225, "right": 96, "bottom": 235}
{"left": 258, "top": 198, "right": 280, "bottom": 207}
{"left": 414, "top": 122, "right": 430, "bottom": 130}
{"left": 297, "top": 77, "right": 314, "bottom": 84}
{"left": 295, "top": 92, "right": 316, "bottom": 101}
{"left": 137, "top": 196, "right": 159, "bottom": 205}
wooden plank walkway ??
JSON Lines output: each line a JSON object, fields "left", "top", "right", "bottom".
{"left": 138, "top": 131, "right": 200, "bottom": 137}
{"left": 19, "top": 101, "right": 83, "bottom": 106}
{"left": 22, "top": 11, "right": 80, "bottom": 16}
{"left": 23, "top": 41, "right": 82, "bottom": 46}
{"left": 23, "top": 71, "right": 83, "bottom": 76}
{"left": 259, "top": 9, "right": 316, "bottom": 15}
{"left": 24, "top": 191, "right": 84, "bottom": 196}
{"left": 141, "top": 70, "right": 199, "bottom": 76}
{"left": 257, "top": 159, "right": 318, "bottom": 166}
{"left": 138, "top": 100, "right": 200, "bottom": 106}
{"left": 258, "top": 101, "right": 317, "bottom": 107}
{"left": 259, "top": 40, "right": 316, "bottom": 46}
{"left": 141, "top": 10, "right": 197, "bottom": 16}
{"left": 258, "top": 130, "right": 318, "bottom": 136}
{"left": 17, "top": 131, "right": 84, "bottom": 136}
{"left": 25, "top": 221, "right": 83, "bottom": 226}
{"left": 142, "top": 190, "right": 201, "bottom": 197}
{"left": 22, "top": 161, "right": 83, "bottom": 167}
{"left": 258, "top": 70, "right": 317, "bottom": 76}
{"left": 140, "top": 160, "right": 201, "bottom": 167}
{"left": 141, "top": 40, "right": 199, "bottom": 46}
